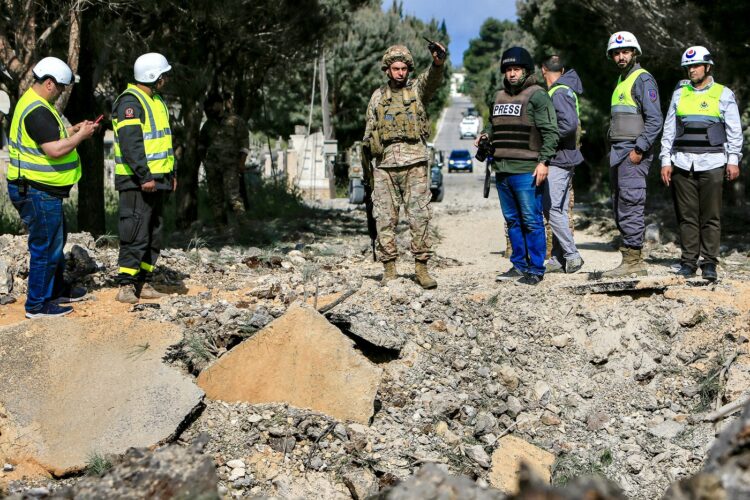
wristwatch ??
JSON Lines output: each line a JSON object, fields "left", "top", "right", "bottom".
{"left": 634, "top": 146, "right": 644, "bottom": 155}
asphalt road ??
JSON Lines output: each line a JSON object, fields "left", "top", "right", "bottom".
{"left": 432, "top": 95, "right": 490, "bottom": 208}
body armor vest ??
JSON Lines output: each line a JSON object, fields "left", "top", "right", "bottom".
{"left": 490, "top": 84, "right": 543, "bottom": 160}
{"left": 674, "top": 82, "right": 726, "bottom": 154}
{"left": 376, "top": 82, "right": 429, "bottom": 145}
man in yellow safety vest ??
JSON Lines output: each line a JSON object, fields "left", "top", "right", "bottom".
{"left": 112, "top": 52, "right": 175, "bottom": 303}
{"left": 7, "top": 57, "right": 97, "bottom": 318}
{"left": 660, "top": 46, "right": 743, "bottom": 282}
{"left": 603, "top": 31, "right": 663, "bottom": 278}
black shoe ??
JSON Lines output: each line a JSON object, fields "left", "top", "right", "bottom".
{"left": 26, "top": 302, "right": 73, "bottom": 319}
{"left": 675, "top": 263, "right": 697, "bottom": 277}
{"left": 496, "top": 267, "right": 524, "bottom": 282}
{"left": 701, "top": 263, "right": 718, "bottom": 282}
{"left": 518, "top": 273, "right": 544, "bottom": 285}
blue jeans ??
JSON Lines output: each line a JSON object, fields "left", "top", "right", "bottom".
{"left": 8, "top": 183, "right": 66, "bottom": 313}
{"left": 496, "top": 172, "right": 546, "bottom": 276}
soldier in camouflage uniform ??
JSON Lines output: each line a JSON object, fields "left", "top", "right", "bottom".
{"left": 363, "top": 43, "right": 446, "bottom": 289}
{"left": 198, "top": 92, "right": 250, "bottom": 225}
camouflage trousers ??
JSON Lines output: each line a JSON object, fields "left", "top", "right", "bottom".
{"left": 373, "top": 162, "right": 432, "bottom": 262}
{"left": 205, "top": 160, "right": 245, "bottom": 224}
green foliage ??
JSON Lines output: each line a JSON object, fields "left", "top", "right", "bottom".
{"left": 248, "top": 1, "right": 452, "bottom": 143}
{"left": 694, "top": 358, "right": 724, "bottom": 412}
{"left": 85, "top": 452, "right": 113, "bottom": 476}
{"left": 462, "top": 18, "right": 536, "bottom": 119}
{"left": 462, "top": 0, "right": 749, "bottom": 201}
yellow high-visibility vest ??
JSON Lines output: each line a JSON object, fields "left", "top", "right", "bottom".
{"left": 113, "top": 84, "right": 174, "bottom": 176}
{"left": 7, "top": 88, "right": 81, "bottom": 186}
{"left": 609, "top": 68, "right": 648, "bottom": 142}
{"left": 674, "top": 82, "right": 725, "bottom": 153}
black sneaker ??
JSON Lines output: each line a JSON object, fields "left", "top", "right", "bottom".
{"left": 25, "top": 302, "right": 73, "bottom": 319}
{"left": 701, "top": 263, "right": 718, "bottom": 282}
{"left": 52, "top": 285, "right": 88, "bottom": 304}
{"left": 675, "top": 263, "right": 697, "bottom": 277}
{"left": 496, "top": 267, "right": 524, "bottom": 282}
{"left": 518, "top": 273, "right": 544, "bottom": 285}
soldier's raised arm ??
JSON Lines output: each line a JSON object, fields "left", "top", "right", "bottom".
{"left": 414, "top": 40, "right": 447, "bottom": 104}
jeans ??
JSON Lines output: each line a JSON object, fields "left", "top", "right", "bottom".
{"left": 8, "top": 183, "right": 66, "bottom": 312}
{"left": 496, "top": 172, "right": 546, "bottom": 275}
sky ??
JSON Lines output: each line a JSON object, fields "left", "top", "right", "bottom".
{"left": 383, "top": 0, "right": 518, "bottom": 67}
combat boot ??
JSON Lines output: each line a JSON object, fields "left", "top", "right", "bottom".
{"left": 139, "top": 282, "right": 167, "bottom": 299}
{"left": 415, "top": 260, "right": 437, "bottom": 289}
{"left": 381, "top": 260, "right": 397, "bottom": 285}
{"left": 115, "top": 284, "right": 139, "bottom": 304}
{"left": 602, "top": 247, "right": 648, "bottom": 278}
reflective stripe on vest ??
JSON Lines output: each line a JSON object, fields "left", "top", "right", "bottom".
{"left": 490, "top": 84, "right": 543, "bottom": 160}
{"left": 549, "top": 83, "right": 582, "bottom": 150}
{"left": 609, "top": 68, "right": 648, "bottom": 142}
{"left": 549, "top": 84, "right": 580, "bottom": 118}
{"left": 674, "top": 83, "right": 725, "bottom": 153}
{"left": 7, "top": 88, "right": 81, "bottom": 186}
{"left": 113, "top": 84, "right": 174, "bottom": 176}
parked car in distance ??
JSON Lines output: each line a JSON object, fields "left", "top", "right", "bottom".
{"left": 427, "top": 143, "right": 444, "bottom": 202}
{"left": 459, "top": 115, "right": 480, "bottom": 139}
{"left": 448, "top": 149, "right": 473, "bottom": 173}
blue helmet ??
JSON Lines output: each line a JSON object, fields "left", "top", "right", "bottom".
{"left": 500, "top": 47, "right": 534, "bottom": 73}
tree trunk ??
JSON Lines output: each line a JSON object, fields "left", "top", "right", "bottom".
{"left": 66, "top": 8, "right": 105, "bottom": 235}
{"left": 175, "top": 98, "right": 202, "bottom": 229}
{"left": 56, "top": 7, "right": 80, "bottom": 114}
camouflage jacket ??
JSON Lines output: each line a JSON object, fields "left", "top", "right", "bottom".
{"left": 364, "top": 63, "right": 443, "bottom": 168}
{"left": 198, "top": 112, "right": 249, "bottom": 165}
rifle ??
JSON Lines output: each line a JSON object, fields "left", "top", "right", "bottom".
{"left": 483, "top": 159, "right": 492, "bottom": 198}
{"left": 423, "top": 36, "right": 447, "bottom": 61}
{"left": 360, "top": 143, "right": 378, "bottom": 261}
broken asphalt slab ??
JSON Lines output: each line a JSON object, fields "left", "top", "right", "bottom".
{"left": 197, "top": 302, "right": 382, "bottom": 424}
{"left": 326, "top": 308, "right": 406, "bottom": 351}
{"left": 0, "top": 317, "right": 204, "bottom": 476}
{"left": 565, "top": 275, "right": 686, "bottom": 295}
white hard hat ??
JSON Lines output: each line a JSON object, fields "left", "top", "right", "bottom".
{"left": 681, "top": 46, "right": 714, "bottom": 67}
{"left": 606, "top": 31, "right": 642, "bottom": 57}
{"left": 134, "top": 52, "right": 172, "bottom": 84}
{"left": 32, "top": 57, "right": 78, "bottom": 85}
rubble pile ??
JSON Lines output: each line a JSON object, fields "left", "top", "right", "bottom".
{"left": 1, "top": 198, "right": 749, "bottom": 499}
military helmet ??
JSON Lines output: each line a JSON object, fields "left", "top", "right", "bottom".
{"left": 500, "top": 47, "right": 534, "bottom": 73}
{"left": 381, "top": 45, "right": 414, "bottom": 71}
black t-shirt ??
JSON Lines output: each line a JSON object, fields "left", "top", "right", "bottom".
{"left": 25, "top": 107, "right": 61, "bottom": 144}
{"left": 9, "top": 106, "right": 72, "bottom": 198}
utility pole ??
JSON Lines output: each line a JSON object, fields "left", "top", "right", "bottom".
{"left": 318, "top": 51, "right": 334, "bottom": 140}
